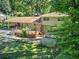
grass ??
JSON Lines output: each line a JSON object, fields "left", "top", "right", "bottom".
{"left": 0, "top": 39, "right": 53, "bottom": 59}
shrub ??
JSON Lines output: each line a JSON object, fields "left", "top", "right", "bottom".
{"left": 21, "top": 28, "right": 28, "bottom": 38}
{"left": 16, "top": 12, "right": 24, "bottom": 16}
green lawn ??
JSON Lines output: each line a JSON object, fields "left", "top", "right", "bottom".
{"left": 0, "top": 39, "right": 53, "bottom": 59}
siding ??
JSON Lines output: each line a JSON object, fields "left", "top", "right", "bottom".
{"left": 41, "top": 17, "right": 63, "bottom": 26}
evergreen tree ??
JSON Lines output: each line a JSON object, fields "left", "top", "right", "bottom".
{"left": 0, "top": 0, "right": 11, "bottom": 14}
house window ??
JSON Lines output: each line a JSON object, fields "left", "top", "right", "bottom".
{"left": 43, "top": 17, "right": 49, "bottom": 21}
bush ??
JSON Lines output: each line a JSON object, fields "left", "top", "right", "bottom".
{"left": 0, "top": 23, "right": 8, "bottom": 28}
{"left": 16, "top": 12, "right": 24, "bottom": 16}
{"left": 21, "top": 28, "right": 28, "bottom": 38}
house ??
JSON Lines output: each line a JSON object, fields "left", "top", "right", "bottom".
{"left": 5, "top": 12, "right": 69, "bottom": 33}
{"left": 40, "top": 12, "right": 69, "bottom": 32}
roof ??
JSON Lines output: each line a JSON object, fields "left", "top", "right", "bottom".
{"left": 41, "top": 12, "right": 69, "bottom": 17}
{"left": 5, "top": 17, "right": 40, "bottom": 23}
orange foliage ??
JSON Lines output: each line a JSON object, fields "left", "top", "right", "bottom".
{"left": 15, "top": 31, "right": 44, "bottom": 38}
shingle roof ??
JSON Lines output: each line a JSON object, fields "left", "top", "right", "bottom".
{"left": 41, "top": 12, "right": 69, "bottom": 17}
{"left": 5, "top": 17, "right": 40, "bottom": 23}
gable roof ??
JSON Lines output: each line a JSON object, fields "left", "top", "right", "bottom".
{"left": 41, "top": 12, "right": 69, "bottom": 17}
{"left": 5, "top": 17, "right": 40, "bottom": 23}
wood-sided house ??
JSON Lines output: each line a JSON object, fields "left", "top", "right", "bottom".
{"left": 5, "top": 12, "right": 69, "bottom": 33}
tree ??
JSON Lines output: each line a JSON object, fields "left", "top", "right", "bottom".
{"left": 0, "top": 0, "right": 11, "bottom": 14}
{"left": 9, "top": 0, "right": 51, "bottom": 16}
{"left": 50, "top": 0, "right": 79, "bottom": 59}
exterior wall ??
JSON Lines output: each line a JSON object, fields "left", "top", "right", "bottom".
{"left": 8, "top": 23, "right": 16, "bottom": 27}
{"left": 41, "top": 17, "right": 63, "bottom": 26}
{"left": 41, "top": 17, "right": 64, "bottom": 33}
{"left": 34, "top": 24, "right": 41, "bottom": 31}
{"left": 27, "top": 23, "right": 41, "bottom": 31}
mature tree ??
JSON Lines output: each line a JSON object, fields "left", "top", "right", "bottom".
{"left": 0, "top": 0, "right": 11, "bottom": 14}
{"left": 9, "top": 0, "right": 51, "bottom": 16}
{"left": 50, "top": 0, "right": 79, "bottom": 59}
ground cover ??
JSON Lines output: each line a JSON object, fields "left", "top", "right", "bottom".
{"left": 0, "top": 39, "right": 53, "bottom": 59}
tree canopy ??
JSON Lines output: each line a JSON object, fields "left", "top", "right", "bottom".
{"left": 0, "top": 0, "right": 51, "bottom": 16}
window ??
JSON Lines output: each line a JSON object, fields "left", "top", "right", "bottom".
{"left": 43, "top": 17, "right": 49, "bottom": 21}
